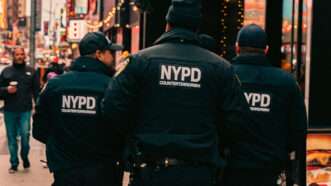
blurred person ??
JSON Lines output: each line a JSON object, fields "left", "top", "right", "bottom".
{"left": 221, "top": 24, "right": 307, "bottom": 186}
{"left": 0, "top": 47, "right": 39, "bottom": 173}
{"left": 43, "top": 56, "right": 65, "bottom": 83}
{"left": 35, "top": 58, "right": 48, "bottom": 91}
{"left": 102, "top": 0, "right": 253, "bottom": 185}
{"left": 33, "top": 32, "right": 123, "bottom": 186}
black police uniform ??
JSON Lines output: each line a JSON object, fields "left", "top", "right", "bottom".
{"left": 102, "top": 29, "right": 253, "bottom": 186}
{"left": 222, "top": 25, "right": 307, "bottom": 186}
{"left": 33, "top": 56, "right": 123, "bottom": 186}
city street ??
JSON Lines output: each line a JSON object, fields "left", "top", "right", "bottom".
{"left": 0, "top": 112, "right": 130, "bottom": 186}
{"left": 0, "top": 113, "right": 53, "bottom": 186}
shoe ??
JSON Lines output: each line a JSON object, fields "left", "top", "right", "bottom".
{"left": 23, "top": 160, "right": 30, "bottom": 169}
{"left": 8, "top": 166, "right": 18, "bottom": 174}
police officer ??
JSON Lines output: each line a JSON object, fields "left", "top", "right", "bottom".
{"left": 102, "top": 0, "right": 252, "bottom": 185}
{"left": 222, "top": 24, "right": 307, "bottom": 186}
{"left": 32, "top": 32, "right": 123, "bottom": 186}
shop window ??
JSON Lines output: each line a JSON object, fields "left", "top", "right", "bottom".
{"left": 244, "top": 0, "right": 266, "bottom": 29}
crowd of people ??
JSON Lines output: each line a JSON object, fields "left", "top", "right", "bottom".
{"left": 0, "top": 0, "right": 307, "bottom": 186}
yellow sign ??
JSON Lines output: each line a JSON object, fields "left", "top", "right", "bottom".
{"left": 0, "top": 0, "right": 7, "bottom": 29}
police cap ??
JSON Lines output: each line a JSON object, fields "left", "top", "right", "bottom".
{"left": 166, "top": 0, "right": 202, "bottom": 29}
{"left": 79, "top": 32, "right": 123, "bottom": 55}
{"left": 237, "top": 24, "right": 268, "bottom": 49}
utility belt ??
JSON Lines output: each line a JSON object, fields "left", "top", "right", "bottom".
{"left": 128, "top": 157, "right": 217, "bottom": 186}
{"left": 133, "top": 157, "right": 210, "bottom": 169}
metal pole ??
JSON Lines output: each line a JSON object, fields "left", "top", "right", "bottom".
{"left": 296, "top": 0, "right": 305, "bottom": 185}
{"left": 290, "top": 0, "right": 296, "bottom": 73}
{"left": 142, "top": 11, "right": 147, "bottom": 49}
{"left": 99, "top": 0, "right": 104, "bottom": 32}
{"left": 297, "top": 0, "right": 303, "bottom": 80}
{"left": 30, "top": 0, "right": 36, "bottom": 66}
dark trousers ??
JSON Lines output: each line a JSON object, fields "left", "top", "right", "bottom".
{"left": 221, "top": 168, "right": 280, "bottom": 186}
{"left": 52, "top": 164, "right": 123, "bottom": 186}
{"left": 130, "top": 165, "right": 216, "bottom": 186}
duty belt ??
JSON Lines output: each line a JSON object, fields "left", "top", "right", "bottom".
{"left": 136, "top": 158, "right": 205, "bottom": 168}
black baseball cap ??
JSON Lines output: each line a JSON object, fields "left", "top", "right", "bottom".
{"left": 79, "top": 32, "right": 123, "bottom": 55}
{"left": 237, "top": 24, "right": 268, "bottom": 49}
{"left": 166, "top": 0, "right": 202, "bottom": 29}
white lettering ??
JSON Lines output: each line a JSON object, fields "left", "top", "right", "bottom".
{"left": 252, "top": 93, "right": 261, "bottom": 106}
{"left": 244, "top": 92, "right": 253, "bottom": 104}
{"left": 172, "top": 66, "right": 182, "bottom": 81}
{"left": 161, "top": 65, "right": 171, "bottom": 80}
{"left": 62, "top": 95, "right": 71, "bottom": 108}
{"left": 244, "top": 92, "right": 272, "bottom": 112}
{"left": 61, "top": 95, "right": 97, "bottom": 114}
{"left": 78, "top": 97, "right": 87, "bottom": 109}
{"left": 191, "top": 68, "right": 201, "bottom": 82}
{"left": 159, "top": 65, "right": 202, "bottom": 88}
{"left": 87, "top": 97, "right": 96, "bottom": 110}
{"left": 261, "top": 94, "right": 271, "bottom": 107}
{"left": 181, "top": 67, "right": 191, "bottom": 81}
{"left": 70, "top": 96, "right": 79, "bottom": 109}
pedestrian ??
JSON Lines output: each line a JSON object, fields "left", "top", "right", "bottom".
{"left": 34, "top": 58, "right": 48, "bottom": 91}
{"left": 102, "top": 0, "right": 252, "bottom": 185}
{"left": 32, "top": 32, "right": 124, "bottom": 186}
{"left": 0, "top": 47, "right": 39, "bottom": 173}
{"left": 43, "top": 56, "right": 64, "bottom": 83}
{"left": 221, "top": 24, "right": 307, "bottom": 186}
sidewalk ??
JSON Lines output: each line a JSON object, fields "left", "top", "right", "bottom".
{"left": 0, "top": 114, "right": 129, "bottom": 186}
{"left": 0, "top": 115, "right": 53, "bottom": 186}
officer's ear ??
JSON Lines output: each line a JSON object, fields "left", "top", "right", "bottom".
{"left": 235, "top": 42, "right": 240, "bottom": 55}
{"left": 264, "top": 45, "right": 269, "bottom": 55}
{"left": 95, "top": 50, "right": 104, "bottom": 61}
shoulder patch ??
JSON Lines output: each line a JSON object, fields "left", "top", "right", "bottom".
{"left": 114, "top": 57, "right": 130, "bottom": 77}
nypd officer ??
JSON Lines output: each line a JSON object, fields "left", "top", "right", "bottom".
{"left": 222, "top": 24, "right": 307, "bottom": 186}
{"left": 102, "top": 0, "right": 253, "bottom": 185}
{"left": 32, "top": 32, "right": 123, "bottom": 186}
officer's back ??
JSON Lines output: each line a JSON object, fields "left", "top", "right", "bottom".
{"left": 33, "top": 32, "right": 123, "bottom": 186}
{"left": 102, "top": 1, "right": 251, "bottom": 185}
{"left": 223, "top": 24, "right": 307, "bottom": 186}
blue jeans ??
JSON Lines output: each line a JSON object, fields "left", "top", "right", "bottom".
{"left": 4, "top": 111, "right": 31, "bottom": 167}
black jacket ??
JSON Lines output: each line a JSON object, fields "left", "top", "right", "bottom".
{"left": 33, "top": 57, "right": 116, "bottom": 172}
{"left": 230, "top": 54, "right": 307, "bottom": 170}
{"left": 102, "top": 28, "right": 252, "bottom": 167}
{"left": 0, "top": 64, "right": 39, "bottom": 112}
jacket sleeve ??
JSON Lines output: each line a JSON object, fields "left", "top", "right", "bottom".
{"left": 32, "top": 82, "right": 54, "bottom": 144}
{"left": 101, "top": 56, "right": 141, "bottom": 143}
{"left": 32, "top": 69, "right": 41, "bottom": 102}
{"left": 218, "top": 65, "right": 255, "bottom": 145}
{"left": 0, "top": 70, "right": 8, "bottom": 99}
{"left": 289, "top": 82, "right": 307, "bottom": 185}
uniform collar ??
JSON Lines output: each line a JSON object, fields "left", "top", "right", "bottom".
{"left": 70, "top": 56, "right": 113, "bottom": 76}
{"left": 232, "top": 54, "right": 271, "bottom": 67}
{"left": 154, "top": 28, "right": 201, "bottom": 46}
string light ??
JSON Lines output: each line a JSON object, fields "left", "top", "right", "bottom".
{"left": 220, "top": 0, "right": 244, "bottom": 58}
{"left": 237, "top": 0, "right": 244, "bottom": 29}
{"left": 220, "top": 0, "right": 229, "bottom": 57}
{"left": 86, "top": 0, "right": 126, "bottom": 29}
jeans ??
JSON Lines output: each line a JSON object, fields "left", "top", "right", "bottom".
{"left": 4, "top": 111, "right": 31, "bottom": 167}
